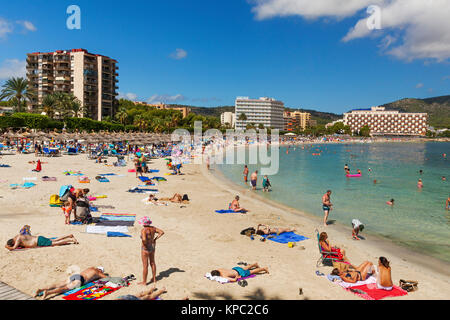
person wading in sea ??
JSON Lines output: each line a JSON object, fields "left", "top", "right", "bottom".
{"left": 322, "top": 190, "right": 333, "bottom": 227}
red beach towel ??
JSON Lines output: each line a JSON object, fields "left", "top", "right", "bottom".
{"left": 345, "top": 283, "right": 408, "bottom": 300}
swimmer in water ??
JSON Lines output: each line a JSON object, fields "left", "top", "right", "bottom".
{"left": 373, "top": 179, "right": 377, "bottom": 184}
{"left": 419, "top": 170, "right": 423, "bottom": 175}
{"left": 357, "top": 169, "right": 362, "bottom": 175}
{"left": 442, "top": 176, "right": 446, "bottom": 181}
{"left": 417, "top": 179, "right": 423, "bottom": 189}
{"left": 387, "top": 199, "right": 394, "bottom": 206}
{"left": 446, "top": 196, "right": 450, "bottom": 210}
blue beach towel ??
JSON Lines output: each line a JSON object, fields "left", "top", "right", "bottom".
{"left": 0, "top": 164, "right": 11, "bottom": 168}
{"left": 127, "top": 188, "right": 158, "bottom": 193}
{"left": 149, "top": 169, "right": 159, "bottom": 173}
{"left": 215, "top": 209, "right": 238, "bottom": 214}
{"left": 100, "top": 215, "right": 136, "bottom": 222}
{"left": 98, "top": 173, "right": 117, "bottom": 176}
{"left": 107, "top": 232, "right": 132, "bottom": 237}
{"left": 70, "top": 221, "right": 83, "bottom": 225}
{"left": 138, "top": 176, "right": 151, "bottom": 182}
{"left": 97, "top": 177, "right": 110, "bottom": 183}
{"left": 90, "top": 206, "right": 99, "bottom": 212}
{"left": 261, "top": 232, "right": 308, "bottom": 244}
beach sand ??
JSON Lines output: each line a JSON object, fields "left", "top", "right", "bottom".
{"left": 0, "top": 153, "right": 449, "bottom": 300}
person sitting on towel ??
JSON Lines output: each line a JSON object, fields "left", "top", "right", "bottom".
{"left": 376, "top": 257, "right": 393, "bottom": 291}
{"left": 210, "top": 263, "right": 269, "bottom": 282}
{"left": 255, "top": 224, "right": 295, "bottom": 236}
{"left": 35, "top": 266, "right": 107, "bottom": 300}
{"left": 331, "top": 261, "right": 374, "bottom": 283}
{"left": 117, "top": 287, "right": 167, "bottom": 300}
{"left": 230, "top": 196, "right": 249, "bottom": 213}
{"left": 5, "top": 234, "right": 78, "bottom": 251}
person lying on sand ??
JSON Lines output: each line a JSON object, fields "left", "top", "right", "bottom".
{"left": 256, "top": 224, "right": 295, "bottom": 236}
{"left": 230, "top": 196, "right": 249, "bottom": 213}
{"left": 159, "top": 193, "right": 189, "bottom": 204}
{"left": 331, "top": 261, "right": 374, "bottom": 283}
{"left": 5, "top": 234, "right": 78, "bottom": 251}
{"left": 35, "top": 266, "right": 107, "bottom": 300}
{"left": 210, "top": 263, "right": 269, "bottom": 282}
{"left": 319, "top": 232, "right": 350, "bottom": 263}
{"left": 117, "top": 287, "right": 167, "bottom": 300}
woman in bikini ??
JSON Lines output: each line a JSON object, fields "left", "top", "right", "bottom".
{"left": 319, "top": 232, "right": 350, "bottom": 262}
{"left": 138, "top": 216, "right": 164, "bottom": 287}
{"left": 255, "top": 224, "right": 295, "bottom": 236}
{"left": 331, "top": 261, "right": 374, "bottom": 283}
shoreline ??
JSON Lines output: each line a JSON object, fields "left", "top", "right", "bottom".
{"left": 208, "top": 163, "right": 450, "bottom": 278}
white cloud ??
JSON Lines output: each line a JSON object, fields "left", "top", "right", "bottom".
{"left": 0, "top": 18, "right": 13, "bottom": 39}
{"left": 0, "top": 59, "right": 26, "bottom": 80}
{"left": 415, "top": 83, "right": 424, "bottom": 89}
{"left": 251, "top": 0, "right": 450, "bottom": 62}
{"left": 118, "top": 92, "right": 138, "bottom": 101}
{"left": 17, "top": 20, "right": 37, "bottom": 32}
{"left": 147, "top": 94, "right": 186, "bottom": 104}
{"left": 169, "top": 48, "right": 188, "bottom": 60}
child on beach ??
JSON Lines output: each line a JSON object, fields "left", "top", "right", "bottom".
{"left": 62, "top": 201, "right": 72, "bottom": 225}
{"left": 262, "top": 175, "right": 271, "bottom": 192}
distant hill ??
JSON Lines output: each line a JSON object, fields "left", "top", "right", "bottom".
{"left": 188, "top": 105, "right": 235, "bottom": 118}
{"left": 381, "top": 95, "right": 450, "bottom": 129}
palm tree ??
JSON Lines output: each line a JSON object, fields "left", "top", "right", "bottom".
{"left": 53, "top": 92, "right": 83, "bottom": 118}
{"left": 0, "top": 77, "right": 35, "bottom": 112}
{"left": 41, "top": 94, "right": 57, "bottom": 119}
{"left": 238, "top": 113, "right": 247, "bottom": 121}
{"left": 134, "top": 115, "right": 148, "bottom": 132}
{"left": 115, "top": 108, "right": 129, "bottom": 125}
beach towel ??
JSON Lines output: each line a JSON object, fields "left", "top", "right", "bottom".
{"left": 23, "top": 177, "right": 37, "bottom": 181}
{"left": 149, "top": 169, "right": 159, "bottom": 173}
{"left": 87, "top": 196, "right": 97, "bottom": 201}
{"left": 70, "top": 221, "right": 83, "bottom": 225}
{"left": 86, "top": 225, "right": 129, "bottom": 234}
{"left": 107, "top": 231, "right": 132, "bottom": 237}
{"left": 141, "top": 198, "right": 168, "bottom": 206}
{"left": 100, "top": 213, "right": 136, "bottom": 221}
{"left": 63, "top": 282, "right": 95, "bottom": 296}
{"left": 0, "top": 164, "right": 11, "bottom": 168}
{"left": 96, "top": 220, "right": 135, "bottom": 227}
{"left": 138, "top": 176, "right": 151, "bottom": 182}
{"left": 127, "top": 188, "right": 158, "bottom": 194}
{"left": 261, "top": 232, "right": 308, "bottom": 244}
{"left": 63, "top": 282, "right": 121, "bottom": 300}
{"left": 10, "top": 182, "right": 36, "bottom": 189}
{"left": 204, "top": 273, "right": 256, "bottom": 284}
{"left": 152, "top": 176, "right": 167, "bottom": 181}
{"left": 128, "top": 169, "right": 136, "bottom": 172}
{"left": 215, "top": 209, "right": 241, "bottom": 214}
{"left": 42, "top": 176, "right": 57, "bottom": 182}
{"left": 90, "top": 206, "right": 99, "bottom": 212}
{"left": 96, "top": 176, "right": 110, "bottom": 183}
{"left": 98, "top": 173, "right": 117, "bottom": 176}
{"left": 344, "top": 283, "right": 408, "bottom": 300}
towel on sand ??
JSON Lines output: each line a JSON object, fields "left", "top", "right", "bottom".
{"left": 343, "top": 282, "right": 408, "bottom": 300}
{"left": 336, "top": 275, "right": 377, "bottom": 288}
{"left": 10, "top": 182, "right": 36, "bottom": 189}
{"left": 215, "top": 209, "right": 242, "bottom": 214}
{"left": 205, "top": 273, "right": 256, "bottom": 284}
{"left": 107, "top": 232, "right": 131, "bottom": 237}
{"left": 128, "top": 187, "right": 158, "bottom": 194}
{"left": 100, "top": 213, "right": 136, "bottom": 221}
{"left": 261, "top": 232, "right": 308, "bottom": 244}
{"left": 86, "top": 226, "right": 128, "bottom": 234}
{"left": 138, "top": 176, "right": 151, "bottom": 182}
{"left": 96, "top": 220, "right": 135, "bottom": 227}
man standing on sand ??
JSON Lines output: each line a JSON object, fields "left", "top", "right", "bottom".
{"left": 243, "top": 165, "right": 249, "bottom": 183}
{"left": 250, "top": 170, "right": 258, "bottom": 190}
{"left": 322, "top": 190, "right": 333, "bottom": 227}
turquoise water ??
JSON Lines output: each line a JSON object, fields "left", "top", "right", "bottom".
{"left": 217, "top": 142, "right": 450, "bottom": 262}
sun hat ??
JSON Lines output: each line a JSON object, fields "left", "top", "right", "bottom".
{"left": 138, "top": 216, "right": 152, "bottom": 226}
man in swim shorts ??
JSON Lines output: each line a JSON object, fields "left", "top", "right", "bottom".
{"left": 250, "top": 170, "right": 258, "bottom": 190}
{"left": 210, "top": 263, "right": 269, "bottom": 282}
{"left": 243, "top": 165, "right": 249, "bottom": 183}
{"left": 35, "top": 266, "right": 108, "bottom": 300}
{"left": 322, "top": 190, "right": 333, "bottom": 227}
{"left": 5, "top": 234, "right": 78, "bottom": 251}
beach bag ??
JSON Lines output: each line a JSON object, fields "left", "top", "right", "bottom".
{"left": 399, "top": 279, "right": 418, "bottom": 292}
{"left": 50, "top": 194, "right": 63, "bottom": 207}
{"left": 240, "top": 227, "right": 256, "bottom": 236}
{"left": 182, "top": 194, "right": 189, "bottom": 201}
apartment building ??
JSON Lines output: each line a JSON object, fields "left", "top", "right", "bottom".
{"left": 26, "top": 49, "right": 119, "bottom": 121}
{"left": 283, "top": 111, "right": 311, "bottom": 131}
{"left": 220, "top": 112, "right": 236, "bottom": 127}
{"left": 343, "top": 106, "right": 428, "bottom": 136}
{"left": 235, "top": 97, "right": 284, "bottom": 130}
{"left": 132, "top": 102, "right": 191, "bottom": 118}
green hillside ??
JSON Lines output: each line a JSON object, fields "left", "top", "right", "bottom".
{"left": 382, "top": 95, "right": 450, "bottom": 129}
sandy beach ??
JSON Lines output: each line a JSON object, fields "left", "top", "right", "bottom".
{"left": 0, "top": 152, "right": 449, "bottom": 300}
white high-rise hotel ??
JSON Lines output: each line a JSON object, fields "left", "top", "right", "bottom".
{"left": 235, "top": 97, "right": 284, "bottom": 130}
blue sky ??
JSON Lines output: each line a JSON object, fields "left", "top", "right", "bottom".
{"left": 0, "top": 0, "right": 449, "bottom": 114}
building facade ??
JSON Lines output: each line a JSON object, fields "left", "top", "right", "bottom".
{"left": 26, "top": 49, "right": 119, "bottom": 121}
{"left": 283, "top": 111, "right": 311, "bottom": 131}
{"left": 220, "top": 112, "right": 235, "bottom": 127}
{"left": 235, "top": 97, "right": 284, "bottom": 130}
{"left": 343, "top": 107, "right": 428, "bottom": 136}
{"left": 132, "top": 102, "right": 191, "bottom": 118}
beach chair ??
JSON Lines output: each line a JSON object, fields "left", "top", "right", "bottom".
{"left": 42, "top": 147, "right": 51, "bottom": 157}
{"left": 68, "top": 147, "right": 78, "bottom": 155}
{"left": 315, "top": 229, "right": 343, "bottom": 267}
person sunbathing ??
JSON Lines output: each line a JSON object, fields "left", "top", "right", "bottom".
{"left": 145, "top": 194, "right": 167, "bottom": 205}
{"left": 210, "top": 263, "right": 269, "bottom": 282}
{"left": 35, "top": 266, "right": 107, "bottom": 300}
{"left": 230, "top": 196, "right": 249, "bottom": 213}
{"left": 159, "top": 193, "right": 189, "bottom": 204}
{"left": 117, "top": 287, "right": 167, "bottom": 300}
{"left": 376, "top": 257, "right": 393, "bottom": 290}
{"left": 331, "top": 261, "right": 374, "bottom": 283}
{"left": 5, "top": 234, "right": 78, "bottom": 251}
{"left": 319, "top": 232, "right": 350, "bottom": 263}
{"left": 256, "top": 224, "right": 295, "bottom": 236}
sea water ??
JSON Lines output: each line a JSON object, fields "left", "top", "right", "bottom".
{"left": 216, "top": 142, "right": 450, "bottom": 262}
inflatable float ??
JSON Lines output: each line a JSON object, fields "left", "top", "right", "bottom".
{"left": 346, "top": 174, "right": 362, "bottom": 178}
